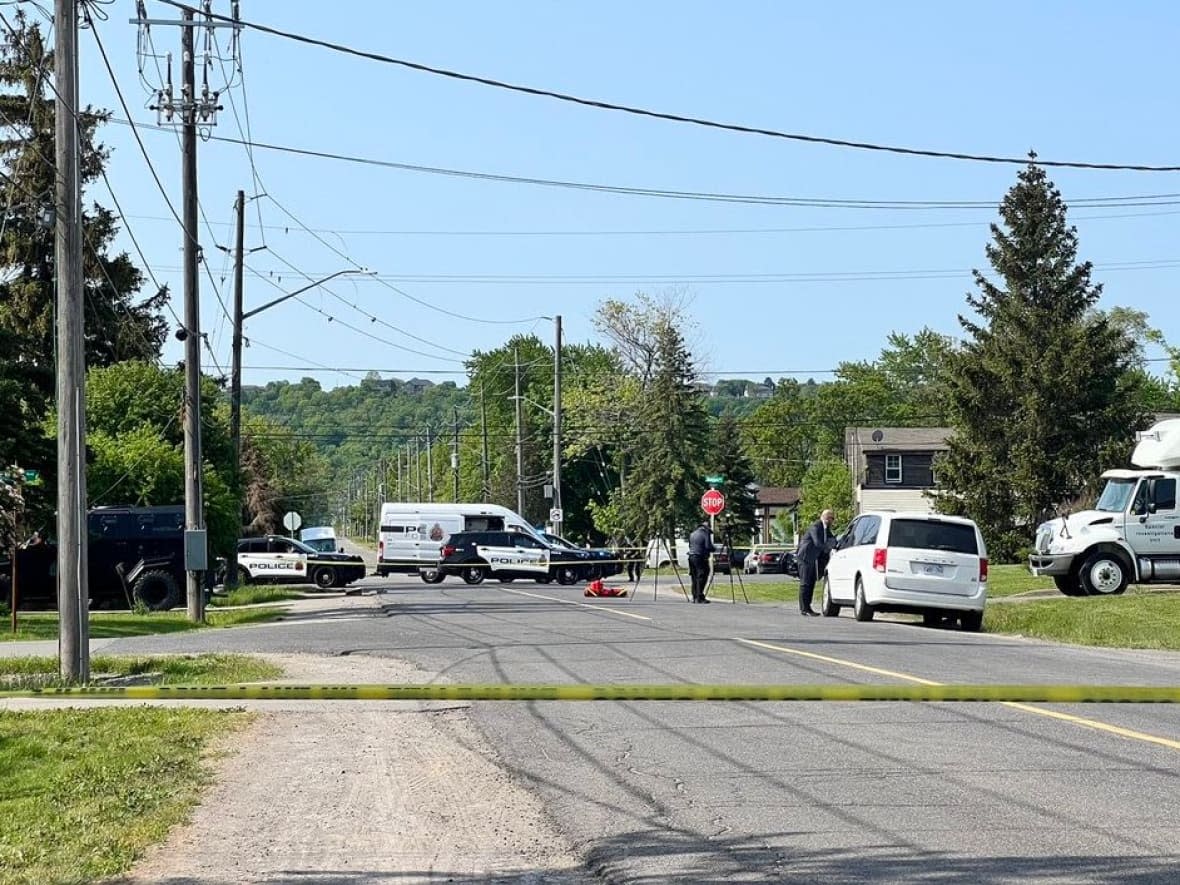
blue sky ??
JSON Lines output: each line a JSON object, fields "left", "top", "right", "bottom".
{"left": 68, "top": 1, "right": 1180, "bottom": 389}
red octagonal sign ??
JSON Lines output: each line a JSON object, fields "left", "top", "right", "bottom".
{"left": 700, "top": 488, "right": 726, "bottom": 516}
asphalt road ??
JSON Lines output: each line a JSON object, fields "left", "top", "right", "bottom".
{"left": 91, "top": 572, "right": 1180, "bottom": 883}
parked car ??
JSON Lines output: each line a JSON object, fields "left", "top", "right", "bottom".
{"left": 820, "top": 511, "right": 987, "bottom": 630}
{"left": 438, "top": 530, "right": 594, "bottom": 585}
{"left": 234, "top": 536, "right": 367, "bottom": 589}
{"left": 744, "top": 544, "right": 793, "bottom": 575}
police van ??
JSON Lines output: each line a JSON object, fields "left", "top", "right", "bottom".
{"left": 236, "top": 535, "right": 367, "bottom": 590}
{"left": 375, "top": 502, "right": 536, "bottom": 580}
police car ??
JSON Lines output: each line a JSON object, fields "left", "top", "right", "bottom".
{"left": 235, "top": 535, "right": 367, "bottom": 590}
{"left": 438, "top": 530, "right": 593, "bottom": 585}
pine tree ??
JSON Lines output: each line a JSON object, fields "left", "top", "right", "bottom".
{"left": 709, "top": 415, "right": 758, "bottom": 546}
{"left": 0, "top": 12, "right": 167, "bottom": 417}
{"left": 623, "top": 320, "right": 710, "bottom": 546}
{"left": 936, "top": 157, "right": 1148, "bottom": 560}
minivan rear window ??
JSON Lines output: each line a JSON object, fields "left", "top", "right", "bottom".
{"left": 887, "top": 519, "right": 978, "bottom": 555}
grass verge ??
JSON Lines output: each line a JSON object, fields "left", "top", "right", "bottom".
{"left": 0, "top": 606, "right": 287, "bottom": 642}
{"left": 986, "top": 563, "right": 1055, "bottom": 597}
{"left": 0, "top": 653, "right": 278, "bottom": 884}
{"left": 209, "top": 586, "right": 304, "bottom": 608}
{"left": 983, "top": 592, "right": 1180, "bottom": 650}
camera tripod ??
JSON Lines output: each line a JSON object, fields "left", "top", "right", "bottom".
{"left": 704, "top": 524, "right": 749, "bottom": 604}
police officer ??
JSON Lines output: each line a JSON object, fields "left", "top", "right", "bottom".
{"left": 687, "top": 521, "right": 715, "bottom": 604}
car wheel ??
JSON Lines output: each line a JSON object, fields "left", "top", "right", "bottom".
{"left": 820, "top": 576, "right": 840, "bottom": 617}
{"left": 853, "top": 578, "right": 875, "bottom": 622}
{"left": 462, "top": 564, "right": 486, "bottom": 585}
{"left": 555, "top": 566, "right": 580, "bottom": 586}
{"left": 960, "top": 610, "right": 984, "bottom": 632}
{"left": 237, "top": 567, "right": 251, "bottom": 586}
{"left": 1079, "top": 551, "right": 1129, "bottom": 596}
{"left": 1052, "top": 574, "right": 1085, "bottom": 596}
{"left": 420, "top": 568, "right": 445, "bottom": 584}
{"left": 313, "top": 566, "right": 338, "bottom": 590}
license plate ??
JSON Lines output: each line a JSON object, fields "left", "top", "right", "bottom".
{"left": 922, "top": 564, "right": 944, "bottom": 576}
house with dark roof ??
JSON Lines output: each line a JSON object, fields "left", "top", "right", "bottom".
{"left": 844, "top": 427, "right": 952, "bottom": 515}
{"left": 754, "top": 485, "right": 801, "bottom": 543}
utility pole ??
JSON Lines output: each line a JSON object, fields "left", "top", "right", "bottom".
{"left": 226, "top": 189, "right": 245, "bottom": 590}
{"left": 514, "top": 348, "right": 525, "bottom": 516}
{"left": 180, "top": 10, "right": 206, "bottom": 621}
{"left": 452, "top": 408, "right": 460, "bottom": 502}
{"left": 552, "top": 315, "right": 563, "bottom": 538}
{"left": 425, "top": 426, "right": 434, "bottom": 503}
{"left": 414, "top": 434, "right": 422, "bottom": 501}
{"left": 480, "top": 382, "right": 491, "bottom": 500}
{"left": 396, "top": 449, "right": 403, "bottom": 501}
{"left": 54, "top": 0, "right": 87, "bottom": 681}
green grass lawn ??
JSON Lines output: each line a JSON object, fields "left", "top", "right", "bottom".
{"left": 0, "top": 653, "right": 281, "bottom": 884}
{"left": 986, "top": 563, "right": 1056, "bottom": 597}
{"left": 983, "top": 592, "right": 1180, "bottom": 650}
{"left": 0, "top": 606, "right": 287, "bottom": 642}
{"left": 209, "top": 586, "right": 305, "bottom": 607}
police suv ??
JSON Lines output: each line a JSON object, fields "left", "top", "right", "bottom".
{"left": 235, "top": 535, "right": 367, "bottom": 590}
{"left": 438, "top": 530, "right": 594, "bottom": 585}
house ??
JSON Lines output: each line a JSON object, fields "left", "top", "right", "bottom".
{"left": 403, "top": 378, "right": 436, "bottom": 395}
{"left": 844, "top": 427, "right": 952, "bottom": 515}
{"left": 744, "top": 381, "right": 774, "bottom": 399}
{"left": 754, "top": 486, "right": 801, "bottom": 544}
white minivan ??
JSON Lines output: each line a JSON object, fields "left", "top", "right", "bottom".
{"left": 821, "top": 511, "right": 988, "bottom": 631}
{"left": 376, "top": 502, "right": 537, "bottom": 581}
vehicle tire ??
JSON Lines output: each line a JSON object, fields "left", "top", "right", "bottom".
{"left": 132, "top": 569, "right": 181, "bottom": 612}
{"left": 820, "top": 576, "right": 840, "bottom": 617}
{"left": 462, "top": 563, "right": 486, "bottom": 585}
{"left": 420, "top": 568, "right": 445, "bottom": 584}
{"left": 555, "top": 565, "right": 580, "bottom": 585}
{"left": 313, "top": 566, "right": 338, "bottom": 590}
{"left": 960, "top": 610, "right": 984, "bottom": 632}
{"left": 1052, "top": 574, "right": 1085, "bottom": 596}
{"left": 922, "top": 611, "right": 951, "bottom": 627}
{"left": 1079, "top": 551, "right": 1130, "bottom": 596}
{"left": 237, "top": 567, "right": 251, "bottom": 586}
{"left": 853, "top": 578, "right": 875, "bottom": 622}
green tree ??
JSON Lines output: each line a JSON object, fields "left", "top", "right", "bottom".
{"left": 0, "top": 12, "right": 167, "bottom": 416}
{"left": 708, "top": 416, "right": 758, "bottom": 546}
{"left": 624, "top": 320, "right": 711, "bottom": 545}
{"left": 799, "top": 458, "right": 855, "bottom": 530}
{"left": 936, "top": 159, "right": 1149, "bottom": 560}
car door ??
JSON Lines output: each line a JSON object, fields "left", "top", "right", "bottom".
{"left": 268, "top": 538, "right": 309, "bottom": 581}
{"left": 825, "top": 518, "right": 860, "bottom": 600}
{"left": 1124, "top": 476, "right": 1180, "bottom": 558}
{"left": 510, "top": 533, "right": 551, "bottom": 576}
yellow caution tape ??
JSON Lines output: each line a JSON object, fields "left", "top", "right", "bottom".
{"left": 4, "top": 683, "right": 1180, "bottom": 702}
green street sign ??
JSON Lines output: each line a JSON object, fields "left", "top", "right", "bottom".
{"left": 22, "top": 469, "right": 40, "bottom": 484}
{"left": 705, "top": 474, "right": 724, "bottom": 485}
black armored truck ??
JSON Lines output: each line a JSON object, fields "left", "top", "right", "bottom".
{"left": 0, "top": 504, "right": 200, "bottom": 612}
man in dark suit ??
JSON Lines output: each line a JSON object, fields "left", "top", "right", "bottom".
{"left": 687, "top": 521, "right": 715, "bottom": 604}
{"left": 795, "top": 509, "right": 836, "bottom": 616}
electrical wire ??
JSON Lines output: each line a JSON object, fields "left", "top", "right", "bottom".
{"left": 158, "top": 0, "right": 1180, "bottom": 173}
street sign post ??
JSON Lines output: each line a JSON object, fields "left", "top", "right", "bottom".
{"left": 704, "top": 474, "right": 724, "bottom": 487}
{"left": 549, "top": 508, "right": 564, "bottom": 525}
{"left": 700, "top": 489, "right": 726, "bottom": 517}
{"left": 282, "top": 511, "right": 302, "bottom": 535}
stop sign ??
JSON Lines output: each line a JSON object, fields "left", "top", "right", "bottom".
{"left": 700, "top": 488, "right": 726, "bottom": 516}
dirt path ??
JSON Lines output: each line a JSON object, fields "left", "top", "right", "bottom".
{"left": 118, "top": 653, "right": 591, "bottom": 884}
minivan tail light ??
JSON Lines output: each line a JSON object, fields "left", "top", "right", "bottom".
{"left": 872, "top": 548, "right": 887, "bottom": 572}
{"left": 979, "top": 558, "right": 989, "bottom": 582}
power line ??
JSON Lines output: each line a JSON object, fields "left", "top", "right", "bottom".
{"left": 110, "top": 119, "right": 1180, "bottom": 211}
{"left": 159, "top": 0, "right": 1180, "bottom": 173}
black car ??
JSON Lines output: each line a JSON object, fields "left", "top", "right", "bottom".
{"left": 540, "top": 532, "right": 623, "bottom": 579}
{"left": 0, "top": 504, "right": 199, "bottom": 611}
{"left": 439, "top": 530, "right": 593, "bottom": 585}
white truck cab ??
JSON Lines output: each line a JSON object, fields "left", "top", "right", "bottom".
{"left": 1030, "top": 419, "right": 1180, "bottom": 596}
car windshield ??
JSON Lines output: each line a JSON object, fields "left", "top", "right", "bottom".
{"left": 887, "top": 519, "right": 978, "bottom": 555}
{"left": 286, "top": 538, "right": 319, "bottom": 554}
{"left": 303, "top": 538, "right": 337, "bottom": 553}
{"left": 543, "top": 532, "right": 578, "bottom": 550}
{"left": 1095, "top": 478, "right": 1139, "bottom": 513}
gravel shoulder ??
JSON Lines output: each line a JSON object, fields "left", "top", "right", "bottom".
{"left": 110, "top": 652, "right": 592, "bottom": 884}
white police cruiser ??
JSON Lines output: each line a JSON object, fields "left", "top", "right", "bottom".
{"left": 236, "top": 535, "right": 367, "bottom": 590}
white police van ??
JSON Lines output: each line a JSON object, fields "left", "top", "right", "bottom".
{"left": 376, "top": 502, "right": 536, "bottom": 580}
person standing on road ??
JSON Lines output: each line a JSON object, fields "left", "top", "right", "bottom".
{"left": 796, "top": 509, "right": 836, "bottom": 616}
{"left": 625, "top": 536, "right": 644, "bottom": 582}
{"left": 687, "top": 521, "right": 715, "bottom": 604}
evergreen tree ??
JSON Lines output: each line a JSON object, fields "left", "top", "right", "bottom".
{"left": 936, "top": 158, "right": 1148, "bottom": 560}
{"left": 709, "top": 416, "right": 758, "bottom": 546}
{"left": 0, "top": 12, "right": 167, "bottom": 418}
{"left": 623, "top": 320, "right": 710, "bottom": 546}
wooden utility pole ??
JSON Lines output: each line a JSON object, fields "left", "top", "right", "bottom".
{"left": 552, "top": 315, "right": 563, "bottom": 536}
{"left": 480, "top": 382, "right": 490, "bottom": 500}
{"left": 514, "top": 349, "right": 525, "bottom": 516}
{"left": 452, "top": 408, "right": 460, "bottom": 502}
{"left": 226, "top": 189, "right": 245, "bottom": 590}
{"left": 54, "top": 0, "right": 87, "bottom": 680}
{"left": 426, "top": 426, "right": 434, "bottom": 503}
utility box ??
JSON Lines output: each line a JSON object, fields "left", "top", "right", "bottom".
{"left": 184, "top": 529, "right": 208, "bottom": 571}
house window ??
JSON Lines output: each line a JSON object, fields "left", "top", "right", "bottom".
{"left": 885, "top": 454, "right": 902, "bottom": 484}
